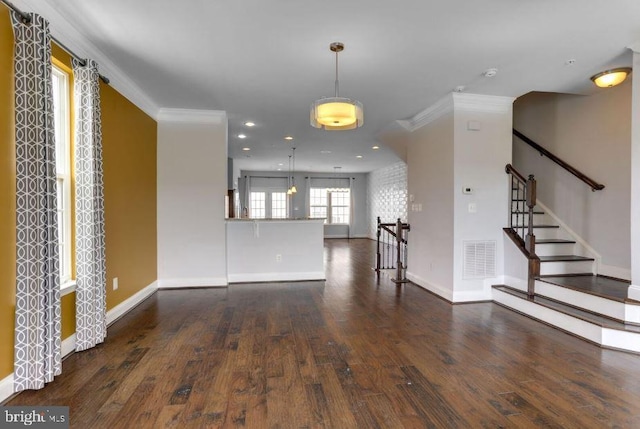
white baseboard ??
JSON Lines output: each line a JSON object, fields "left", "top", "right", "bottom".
{"left": 157, "top": 277, "right": 227, "bottom": 289}
{"left": 598, "top": 264, "right": 631, "bottom": 281}
{"left": 228, "top": 272, "right": 325, "bottom": 283}
{"left": 61, "top": 334, "right": 76, "bottom": 358}
{"left": 406, "top": 271, "right": 453, "bottom": 302}
{"left": 629, "top": 284, "right": 640, "bottom": 301}
{"left": 0, "top": 373, "right": 13, "bottom": 404}
{"left": 107, "top": 281, "right": 158, "bottom": 326}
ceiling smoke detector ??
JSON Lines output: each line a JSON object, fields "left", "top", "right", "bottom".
{"left": 483, "top": 68, "right": 498, "bottom": 78}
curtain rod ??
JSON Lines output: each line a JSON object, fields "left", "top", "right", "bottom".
{"left": 1, "top": 0, "right": 110, "bottom": 84}
{"left": 306, "top": 176, "right": 355, "bottom": 180}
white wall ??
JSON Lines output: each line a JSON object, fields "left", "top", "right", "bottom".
{"left": 406, "top": 93, "right": 513, "bottom": 302}
{"left": 407, "top": 113, "right": 455, "bottom": 300}
{"left": 513, "top": 86, "right": 632, "bottom": 278}
{"left": 452, "top": 102, "right": 512, "bottom": 301}
{"left": 157, "top": 109, "right": 228, "bottom": 287}
{"left": 367, "top": 161, "right": 408, "bottom": 239}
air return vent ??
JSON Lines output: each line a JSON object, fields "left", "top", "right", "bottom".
{"left": 463, "top": 241, "right": 496, "bottom": 279}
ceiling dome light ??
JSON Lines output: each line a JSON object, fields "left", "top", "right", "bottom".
{"left": 244, "top": 121, "right": 255, "bottom": 127}
{"left": 591, "top": 67, "right": 632, "bottom": 88}
{"left": 311, "top": 42, "right": 363, "bottom": 131}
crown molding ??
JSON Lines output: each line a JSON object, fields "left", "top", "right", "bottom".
{"left": 401, "top": 93, "right": 515, "bottom": 132}
{"left": 157, "top": 108, "right": 227, "bottom": 124}
{"left": 401, "top": 95, "right": 455, "bottom": 132}
{"left": 11, "top": 0, "right": 160, "bottom": 119}
{"left": 452, "top": 93, "right": 515, "bottom": 113}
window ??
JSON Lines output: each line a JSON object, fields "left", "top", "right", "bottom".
{"left": 271, "top": 192, "right": 287, "bottom": 219}
{"left": 52, "top": 65, "right": 72, "bottom": 285}
{"left": 250, "top": 191, "right": 266, "bottom": 219}
{"left": 309, "top": 188, "right": 350, "bottom": 224}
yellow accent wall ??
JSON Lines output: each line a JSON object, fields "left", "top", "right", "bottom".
{"left": 0, "top": 8, "right": 158, "bottom": 381}
{"left": 0, "top": 7, "right": 16, "bottom": 379}
{"left": 101, "top": 83, "right": 157, "bottom": 310}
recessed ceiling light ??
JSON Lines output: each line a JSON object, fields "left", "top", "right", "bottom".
{"left": 278, "top": 163, "right": 284, "bottom": 166}
{"left": 320, "top": 150, "right": 332, "bottom": 154}
{"left": 242, "top": 147, "right": 250, "bottom": 151}
{"left": 356, "top": 155, "right": 363, "bottom": 159}
{"left": 284, "top": 136, "right": 294, "bottom": 141}
{"left": 277, "top": 168, "right": 282, "bottom": 171}
{"left": 238, "top": 134, "right": 247, "bottom": 139}
{"left": 372, "top": 146, "right": 379, "bottom": 150}
{"left": 244, "top": 121, "right": 256, "bottom": 127}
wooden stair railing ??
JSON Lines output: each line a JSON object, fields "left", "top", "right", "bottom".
{"left": 513, "top": 129, "right": 605, "bottom": 192}
{"left": 505, "top": 164, "right": 539, "bottom": 298}
{"left": 376, "top": 217, "right": 410, "bottom": 284}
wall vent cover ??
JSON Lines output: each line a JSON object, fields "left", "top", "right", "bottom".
{"left": 463, "top": 240, "right": 496, "bottom": 279}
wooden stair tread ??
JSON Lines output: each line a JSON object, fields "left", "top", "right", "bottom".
{"left": 511, "top": 211, "right": 544, "bottom": 214}
{"left": 539, "top": 255, "right": 595, "bottom": 262}
{"left": 493, "top": 285, "right": 640, "bottom": 333}
{"left": 536, "top": 239, "right": 576, "bottom": 244}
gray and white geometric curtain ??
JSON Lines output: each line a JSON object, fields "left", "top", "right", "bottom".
{"left": 72, "top": 58, "right": 107, "bottom": 352}
{"left": 11, "top": 11, "right": 62, "bottom": 392}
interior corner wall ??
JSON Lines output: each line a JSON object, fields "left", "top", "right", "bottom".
{"left": 367, "top": 161, "right": 408, "bottom": 239}
{"left": 452, "top": 106, "right": 512, "bottom": 301}
{"left": 513, "top": 87, "right": 632, "bottom": 277}
{"left": 157, "top": 119, "right": 228, "bottom": 287}
{"left": 406, "top": 114, "right": 455, "bottom": 300}
{"left": 631, "top": 50, "right": 640, "bottom": 296}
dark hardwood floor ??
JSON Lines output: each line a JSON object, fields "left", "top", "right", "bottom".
{"left": 8, "top": 239, "right": 640, "bottom": 428}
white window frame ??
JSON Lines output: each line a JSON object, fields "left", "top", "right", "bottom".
{"left": 52, "top": 65, "right": 74, "bottom": 293}
{"left": 249, "top": 188, "right": 289, "bottom": 219}
{"left": 309, "top": 187, "right": 350, "bottom": 224}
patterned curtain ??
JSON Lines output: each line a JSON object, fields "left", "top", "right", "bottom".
{"left": 72, "top": 58, "right": 107, "bottom": 352}
{"left": 11, "top": 11, "right": 62, "bottom": 392}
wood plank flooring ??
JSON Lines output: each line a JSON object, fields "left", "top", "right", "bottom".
{"left": 7, "top": 238, "right": 640, "bottom": 428}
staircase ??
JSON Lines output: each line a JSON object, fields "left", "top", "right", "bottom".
{"left": 494, "top": 166, "right": 640, "bottom": 353}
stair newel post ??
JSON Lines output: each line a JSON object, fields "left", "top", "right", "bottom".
{"left": 376, "top": 217, "right": 381, "bottom": 277}
{"left": 395, "top": 218, "right": 403, "bottom": 283}
{"left": 525, "top": 174, "right": 538, "bottom": 298}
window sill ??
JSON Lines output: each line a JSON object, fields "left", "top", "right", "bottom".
{"left": 61, "top": 280, "right": 76, "bottom": 297}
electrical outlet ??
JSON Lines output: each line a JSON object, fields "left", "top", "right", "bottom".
{"left": 113, "top": 277, "right": 118, "bottom": 290}
{"left": 276, "top": 254, "right": 282, "bottom": 262}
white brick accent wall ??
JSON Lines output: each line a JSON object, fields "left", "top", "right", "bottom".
{"left": 367, "top": 161, "right": 408, "bottom": 238}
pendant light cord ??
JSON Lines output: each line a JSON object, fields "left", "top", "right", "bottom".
{"left": 334, "top": 49, "right": 339, "bottom": 98}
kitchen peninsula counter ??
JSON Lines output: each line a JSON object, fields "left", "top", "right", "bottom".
{"left": 226, "top": 218, "right": 325, "bottom": 283}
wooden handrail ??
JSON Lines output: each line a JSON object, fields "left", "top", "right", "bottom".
{"left": 513, "top": 129, "right": 605, "bottom": 192}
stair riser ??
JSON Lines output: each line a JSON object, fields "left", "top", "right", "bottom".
{"left": 535, "top": 243, "right": 576, "bottom": 257}
{"left": 535, "top": 281, "right": 627, "bottom": 322}
{"left": 493, "top": 288, "right": 640, "bottom": 353}
{"left": 493, "top": 288, "right": 602, "bottom": 343}
{"left": 530, "top": 228, "right": 562, "bottom": 240}
{"left": 539, "top": 260, "right": 594, "bottom": 276}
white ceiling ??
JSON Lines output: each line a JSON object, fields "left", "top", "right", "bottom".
{"left": 13, "top": 0, "right": 640, "bottom": 173}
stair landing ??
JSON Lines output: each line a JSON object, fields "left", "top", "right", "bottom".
{"left": 537, "top": 274, "right": 631, "bottom": 302}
